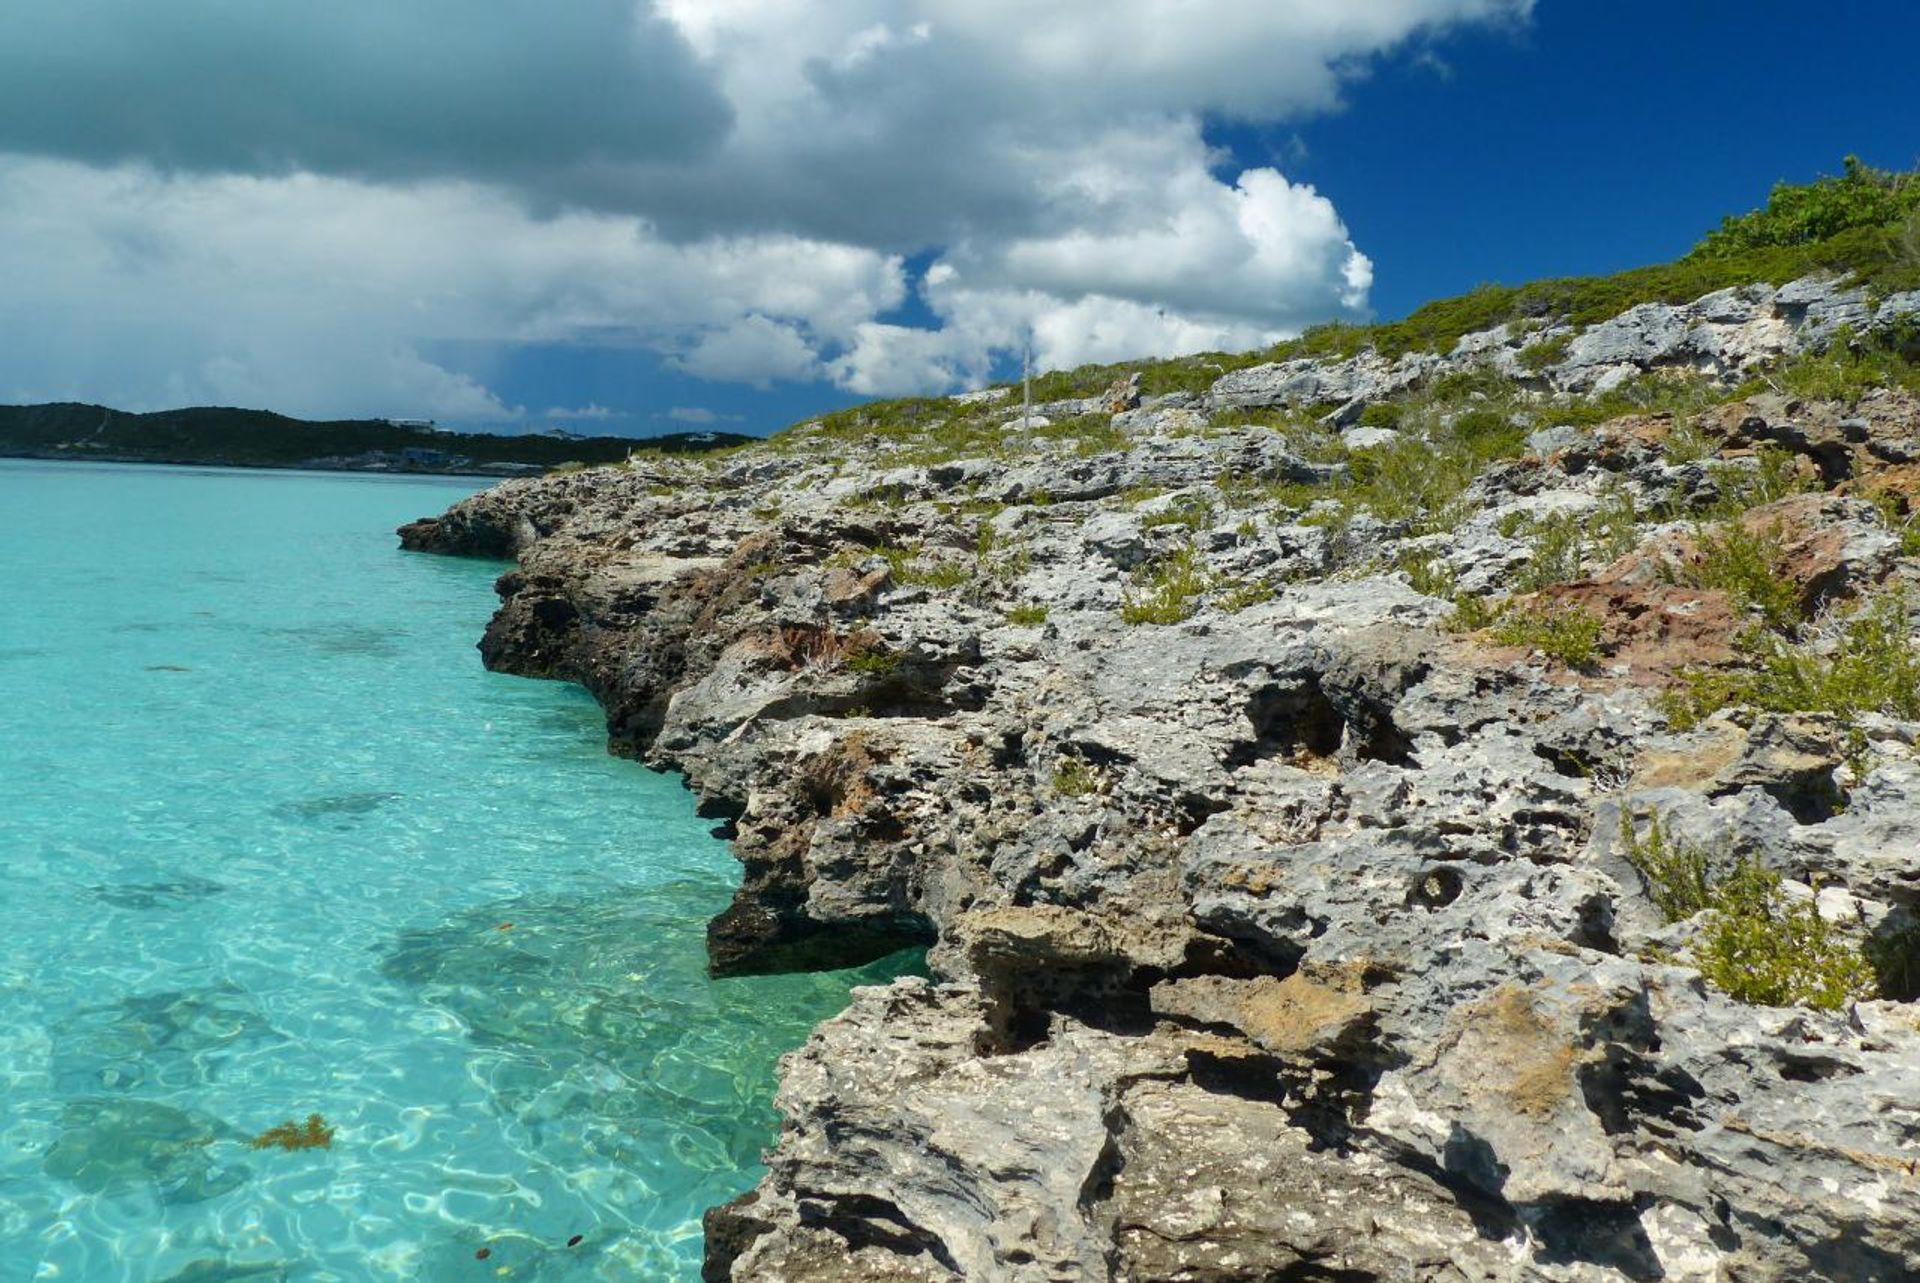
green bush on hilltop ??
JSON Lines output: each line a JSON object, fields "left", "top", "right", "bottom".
{"left": 1692, "top": 156, "right": 1920, "bottom": 259}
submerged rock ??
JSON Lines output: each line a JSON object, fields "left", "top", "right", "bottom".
{"left": 43, "top": 1099, "right": 248, "bottom": 1204}
{"left": 52, "top": 983, "right": 284, "bottom": 1092}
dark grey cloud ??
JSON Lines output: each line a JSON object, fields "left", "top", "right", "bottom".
{"left": 0, "top": 0, "right": 731, "bottom": 190}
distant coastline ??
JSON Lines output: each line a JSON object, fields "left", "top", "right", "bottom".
{"left": 0, "top": 401, "right": 753, "bottom": 477}
{"left": 0, "top": 451, "right": 511, "bottom": 480}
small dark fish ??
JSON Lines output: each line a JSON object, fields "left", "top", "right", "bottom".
{"left": 91, "top": 876, "right": 226, "bottom": 910}
{"left": 566, "top": 1235, "right": 583, "bottom": 1248}
{"left": 273, "top": 792, "right": 402, "bottom": 822}
{"left": 146, "top": 664, "right": 192, "bottom": 673}
{"left": 474, "top": 1247, "right": 491, "bottom": 1261}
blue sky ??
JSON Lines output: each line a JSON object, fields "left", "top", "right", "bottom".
{"left": 0, "top": 2, "right": 1913, "bottom": 437}
{"left": 1269, "top": 0, "right": 1920, "bottom": 321}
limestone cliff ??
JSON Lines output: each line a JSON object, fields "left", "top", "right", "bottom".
{"left": 402, "top": 273, "right": 1920, "bottom": 1282}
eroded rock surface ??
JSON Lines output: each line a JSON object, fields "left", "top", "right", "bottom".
{"left": 404, "top": 276, "right": 1920, "bottom": 1282}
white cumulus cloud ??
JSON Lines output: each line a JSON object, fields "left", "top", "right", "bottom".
{"left": 0, "top": 1, "right": 1533, "bottom": 414}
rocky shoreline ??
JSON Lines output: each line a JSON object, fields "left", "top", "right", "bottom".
{"left": 402, "top": 274, "right": 1920, "bottom": 1282}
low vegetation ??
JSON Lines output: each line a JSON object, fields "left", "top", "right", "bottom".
{"left": 1621, "top": 810, "right": 1875, "bottom": 1010}
{"left": 1053, "top": 757, "right": 1101, "bottom": 797}
{"left": 877, "top": 545, "right": 972, "bottom": 590}
{"left": 1705, "top": 446, "right": 1816, "bottom": 519}
{"left": 1661, "top": 591, "right": 1920, "bottom": 729}
{"left": 1120, "top": 545, "right": 1210, "bottom": 625}
{"left": 1745, "top": 322, "right": 1920, "bottom": 404}
{"left": 1673, "top": 519, "right": 1803, "bottom": 634}
{"left": 1140, "top": 494, "right": 1216, "bottom": 532}
{"left": 1489, "top": 599, "right": 1605, "bottom": 668}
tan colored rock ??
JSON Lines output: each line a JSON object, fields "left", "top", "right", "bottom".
{"left": 1238, "top": 967, "right": 1376, "bottom": 1060}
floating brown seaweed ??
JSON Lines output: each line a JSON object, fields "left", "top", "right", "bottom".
{"left": 246, "top": 1113, "right": 334, "bottom": 1151}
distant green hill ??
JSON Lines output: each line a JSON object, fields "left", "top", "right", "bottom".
{"left": 0, "top": 402, "right": 752, "bottom": 472}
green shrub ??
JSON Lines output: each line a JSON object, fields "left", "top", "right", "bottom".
{"left": 1677, "top": 520, "right": 1803, "bottom": 633}
{"left": 1518, "top": 333, "right": 1573, "bottom": 372}
{"left": 1693, "top": 864, "right": 1876, "bottom": 1010}
{"left": 1053, "top": 757, "right": 1100, "bottom": 797}
{"left": 1691, "top": 156, "right": 1920, "bottom": 259}
{"left": 1340, "top": 436, "right": 1477, "bottom": 532}
{"left": 1451, "top": 407, "right": 1529, "bottom": 459}
{"left": 878, "top": 545, "right": 972, "bottom": 590}
{"left": 1399, "top": 551, "right": 1458, "bottom": 599}
{"left": 1445, "top": 592, "right": 1500, "bottom": 632}
{"left": 1619, "top": 809, "right": 1713, "bottom": 921}
{"left": 1866, "top": 922, "right": 1920, "bottom": 1001}
{"left": 1706, "top": 446, "right": 1813, "bottom": 519}
{"left": 1593, "top": 483, "right": 1648, "bottom": 564}
{"left": 1622, "top": 809, "right": 1875, "bottom": 1011}
{"left": 1754, "top": 324, "right": 1920, "bottom": 404}
{"left": 1358, "top": 402, "right": 1404, "bottom": 430}
{"left": 1516, "top": 512, "right": 1588, "bottom": 591}
{"left": 1661, "top": 590, "right": 1920, "bottom": 728}
{"left": 1868, "top": 489, "right": 1920, "bottom": 557}
{"left": 1030, "top": 413, "right": 1131, "bottom": 457}
{"left": 988, "top": 547, "right": 1033, "bottom": 583}
{"left": 919, "top": 563, "right": 974, "bottom": 590}
{"left": 1661, "top": 419, "right": 1716, "bottom": 464}
{"left": 1140, "top": 495, "right": 1216, "bottom": 532}
{"left": 1218, "top": 578, "right": 1277, "bottom": 612}
{"left": 1490, "top": 600, "right": 1605, "bottom": 667}
{"left": 1137, "top": 350, "right": 1271, "bottom": 398}
{"left": 1005, "top": 603, "right": 1049, "bottom": 626}
{"left": 1555, "top": 370, "right": 1724, "bottom": 429}
{"left": 1120, "top": 546, "right": 1210, "bottom": 625}
{"left": 845, "top": 648, "right": 903, "bottom": 676}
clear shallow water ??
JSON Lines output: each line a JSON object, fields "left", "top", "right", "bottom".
{"left": 0, "top": 461, "right": 915, "bottom": 1282}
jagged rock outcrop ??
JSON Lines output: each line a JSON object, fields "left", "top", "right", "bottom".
{"left": 1212, "top": 274, "right": 1920, "bottom": 418}
{"left": 403, "top": 275, "right": 1920, "bottom": 1283}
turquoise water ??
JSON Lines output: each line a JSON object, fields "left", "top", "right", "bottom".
{"left": 0, "top": 461, "right": 910, "bottom": 1282}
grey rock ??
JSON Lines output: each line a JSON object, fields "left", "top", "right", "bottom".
{"left": 1342, "top": 425, "right": 1402, "bottom": 450}
{"left": 1526, "top": 424, "right": 1586, "bottom": 455}
{"left": 399, "top": 277, "right": 1920, "bottom": 1283}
